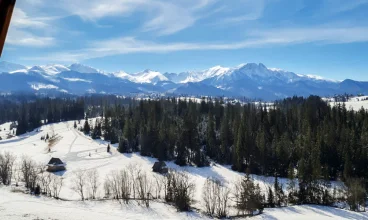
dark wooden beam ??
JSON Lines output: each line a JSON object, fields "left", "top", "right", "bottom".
{"left": 0, "top": 0, "right": 16, "bottom": 57}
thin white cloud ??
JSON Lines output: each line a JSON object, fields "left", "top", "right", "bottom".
{"left": 141, "top": 2, "right": 197, "bottom": 35}
{"left": 7, "top": 7, "right": 56, "bottom": 47}
{"left": 9, "top": 0, "right": 368, "bottom": 53}
{"left": 59, "top": 0, "right": 143, "bottom": 20}
{"left": 213, "top": 0, "right": 265, "bottom": 25}
{"left": 251, "top": 27, "right": 368, "bottom": 44}
{"left": 6, "top": 29, "right": 55, "bottom": 47}
{"left": 23, "top": 26, "right": 368, "bottom": 62}
{"left": 31, "top": 0, "right": 217, "bottom": 36}
{"left": 12, "top": 8, "right": 49, "bottom": 29}
{"left": 323, "top": 0, "right": 368, "bottom": 13}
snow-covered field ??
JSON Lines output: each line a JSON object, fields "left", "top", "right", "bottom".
{"left": 1, "top": 187, "right": 367, "bottom": 220}
{"left": 0, "top": 120, "right": 367, "bottom": 219}
{"left": 325, "top": 96, "right": 368, "bottom": 111}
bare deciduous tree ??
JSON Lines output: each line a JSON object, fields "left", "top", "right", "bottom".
{"left": 21, "top": 156, "right": 39, "bottom": 190}
{"left": 103, "top": 176, "right": 112, "bottom": 198}
{"left": 136, "top": 171, "right": 152, "bottom": 207}
{"left": 72, "top": 169, "right": 87, "bottom": 201}
{"left": 51, "top": 174, "right": 63, "bottom": 199}
{"left": 87, "top": 169, "right": 99, "bottom": 199}
{"left": 203, "top": 177, "right": 218, "bottom": 216}
{"left": 127, "top": 163, "right": 139, "bottom": 199}
{"left": 0, "top": 152, "right": 16, "bottom": 185}
{"left": 38, "top": 171, "right": 52, "bottom": 195}
{"left": 153, "top": 174, "right": 165, "bottom": 199}
{"left": 106, "top": 169, "right": 131, "bottom": 203}
{"left": 202, "top": 178, "right": 230, "bottom": 218}
{"left": 13, "top": 163, "right": 22, "bottom": 187}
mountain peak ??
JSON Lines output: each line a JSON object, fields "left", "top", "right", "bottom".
{"left": 240, "top": 63, "right": 267, "bottom": 70}
{"left": 0, "top": 61, "right": 28, "bottom": 73}
{"left": 259, "top": 63, "right": 267, "bottom": 68}
{"left": 69, "top": 63, "right": 101, "bottom": 74}
{"left": 132, "top": 69, "right": 168, "bottom": 83}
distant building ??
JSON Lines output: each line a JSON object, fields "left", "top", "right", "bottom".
{"left": 152, "top": 161, "right": 168, "bottom": 174}
{"left": 46, "top": 157, "right": 66, "bottom": 172}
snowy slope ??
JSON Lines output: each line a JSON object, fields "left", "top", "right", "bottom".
{"left": 0, "top": 61, "right": 27, "bottom": 73}
{"left": 41, "top": 64, "right": 70, "bottom": 75}
{"left": 132, "top": 69, "right": 169, "bottom": 84}
{"left": 26, "top": 64, "right": 71, "bottom": 75}
{"left": 0, "top": 187, "right": 206, "bottom": 220}
{"left": 0, "top": 120, "right": 365, "bottom": 220}
{"left": 1, "top": 187, "right": 366, "bottom": 220}
{"left": 326, "top": 96, "right": 368, "bottom": 111}
{"left": 110, "top": 70, "right": 135, "bottom": 81}
{"left": 165, "top": 66, "right": 230, "bottom": 84}
{"left": 69, "top": 63, "right": 102, "bottom": 74}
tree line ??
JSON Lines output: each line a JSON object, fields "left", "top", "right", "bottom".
{"left": 82, "top": 96, "right": 368, "bottom": 180}
{"left": 1, "top": 94, "right": 367, "bottom": 211}
{"left": 5, "top": 95, "right": 368, "bottom": 185}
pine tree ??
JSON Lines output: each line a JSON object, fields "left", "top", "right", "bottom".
{"left": 274, "top": 175, "right": 286, "bottom": 207}
{"left": 123, "top": 118, "right": 133, "bottom": 149}
{"left": 343, "top": 151, "right": 353, "bottom": 181}
{"left": 206, "top": 112, "right": 217, "bottom": 160}
{"left": 102, "top": 116, "right": 112, "bottom": 141}
{"left": 118, "top": 137, "right": 129, "bottom": 153}
{"left": 83, "top": 117, "right": 91, "bottom": 135}
{"left": 267, "top": 187, "right": 275, "bottom": 208}
{"left": 16, "top": 109, "right": 28, "bottom": 136}
{"left": 110, "top": 128, "right": 119, "bottom": 144}
{"left": 220, "top": 115, "right": 231, "bottom": 164}
{"left": 91, "top": 122, "right": 101, "bottom": 139}
{"left": 235, "top": 175, "right": 264, "bottom": 215}
{"left": 233, "top": 122, "right": 245, "bottom": 172}
{"left": 176, "top": 124, "right": 188, "bottom": 166}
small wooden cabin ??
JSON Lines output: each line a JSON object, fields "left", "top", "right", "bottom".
{"left": 152, "top": 161, "right": 168, "bottom": 174}
{"left": 46, "top": 157, "right": 66, "bottom": 172}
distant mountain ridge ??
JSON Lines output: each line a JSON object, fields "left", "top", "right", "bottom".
{"left": 0, "top": 61, "right": 366, "bottom": 100}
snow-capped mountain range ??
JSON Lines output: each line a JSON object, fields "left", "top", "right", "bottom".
{"left": 0, "top": 61, "right": 367, "bottom": 100}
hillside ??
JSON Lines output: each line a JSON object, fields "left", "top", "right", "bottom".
{"left": 0, "top": 120, "right": 367, "bottom": 219}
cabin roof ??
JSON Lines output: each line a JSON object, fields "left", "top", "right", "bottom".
{"left": 153, "top": 161, "right": 167, "bottom": 169}
{"left": 47, "top": 157, "right": 64, "bottom": 166}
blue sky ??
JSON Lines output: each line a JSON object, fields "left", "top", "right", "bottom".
{"left": 2, "top": 0, "right": 368, "bottom": 80}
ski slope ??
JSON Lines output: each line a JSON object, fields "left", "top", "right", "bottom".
{"left": 0, "top": 120, "right": 367, "bottom": 219}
